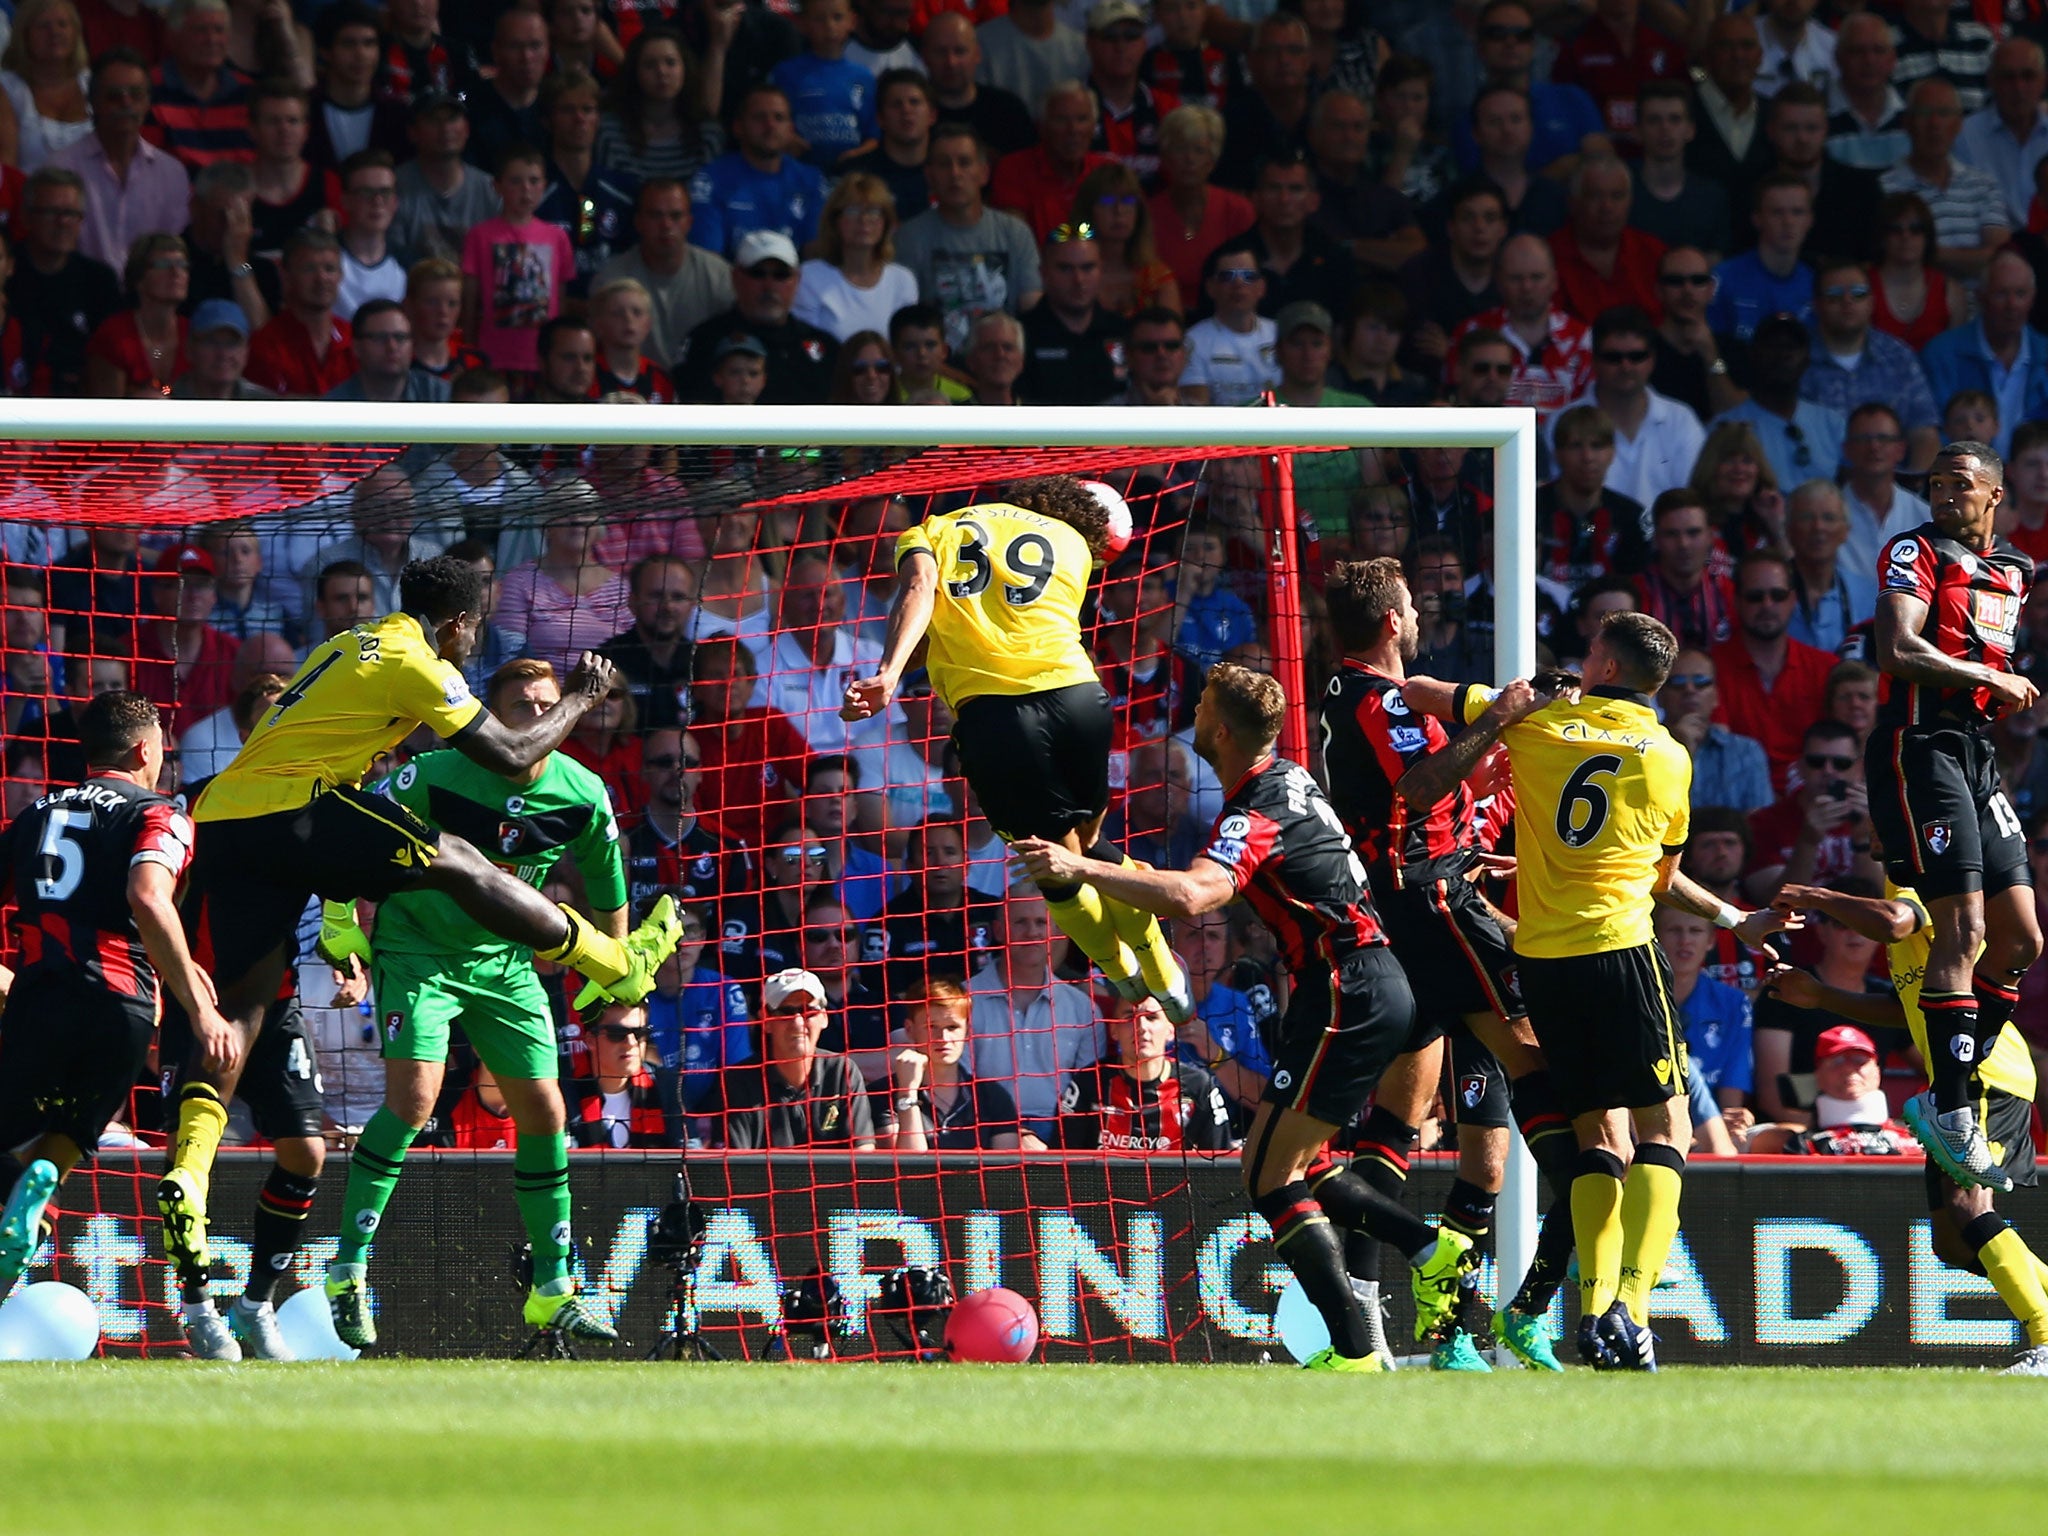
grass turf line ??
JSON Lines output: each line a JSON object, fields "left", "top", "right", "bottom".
{"left": 2, "top": 1362, "right": 2044, "bottom": 1532}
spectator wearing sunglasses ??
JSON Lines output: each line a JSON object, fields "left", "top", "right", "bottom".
{"left": 1556, "top": 304, "right": 1705, "bottom": 509}
{"left": 1450, "top": 0, "right": 1604, "bottom": 178}
{"left": 1741, "top": 722, "right": 1883, "bottom": 905}
{"left": 1651, "top": 244, "right": 1745, "bottom": 423}
{"left": 1713, "top": 549, "right": 1841, "bottom": 791}
{"left": 1658, "top": 647, "right": 1773, "bottom": 813}
{"left": 797, "top": 893, "right": 890, "bottom": 1077}
{"left": 708, "top": 966, "right": 877, "bottom": 1150}
{"left": 569, "top": 1003, "right": 682, "bottom": 1148}
{"left": 1180, "top": 242, "right": 1278, "bottom": 405}
{"left": 1706, "top": 312, "right": 1844, "bottom": 494}
{"left": 1799, "top": 258, "right": 1940, "bottom": 471}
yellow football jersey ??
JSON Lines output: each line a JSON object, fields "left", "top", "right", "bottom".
{"left": 897, "top": 503, "right": 1102, "bottom": 710}
{"left": 194, "top": 611, "right": 485, "bottom": 822}
{"left": 1459, "top": 684, "right": 1692, "bottom": 959}
{"left": 1885, "top": 883, "right": 2037, "bottom": 1102}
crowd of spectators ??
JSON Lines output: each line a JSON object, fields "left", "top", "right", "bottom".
{"left": 0, "top": 0, "right": 2046, "bottom": 1162}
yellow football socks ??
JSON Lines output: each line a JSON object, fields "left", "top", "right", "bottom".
{"left": 1571, "top": 1156, "right": 1626, "bottom": 1319}
{"left": 1043, "top": 884, "right": 1140, "bottom": 983}
{"left": 170, "top": 1083, "right": 228, "bottom": 1198}
{"left": 1099, "top": 856, "right": 1187, "bottom": 999}
{"left": 1979, "top": 1227, "right": 2048, "bottom": 1347}
{"left": 1616, "top": 1146, "right": 1686, "bottom": 1325}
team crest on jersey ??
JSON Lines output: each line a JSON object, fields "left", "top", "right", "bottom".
{"left": 385, "top": 1011, "right": 403, "bottom": 1041}
{"left": 497, "top": 821, "right": 525, "bottom": 855}
{"left": 1459, "top": 1073, "right": 1488, "bottom": 1110}
{"left": 822, "top": 1103, "right": 841, "bottom": 1132}
{"left": 1923, "top": 819, "right": 1953, "bottom": 856}
{"left": 802, "top": 339, "right": 825, "bottom": 362}
{"left": 691, "top": 854, "right": 715, "bottom": 879}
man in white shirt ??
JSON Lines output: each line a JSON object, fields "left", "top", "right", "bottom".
{"left": 743, "top": 550, "right": 901, "bottom": 761}
{"left": 1956, "top": 37, "right": 2048, "bottom": 231}
{"left": 1755, "top": 0, "right": 1835, "bottom": 99}
{"left": 967, "top": 883, "right": 1103, "bottom": 1145}
{"left": 1839, "top": 401, "right": 1930, "bottom": 576}
{"left": 1554, "top": 306, "right": 1705, "bottom": 507}
{"left": 1179, "top": 243, "right": 1278, "bottom": 405}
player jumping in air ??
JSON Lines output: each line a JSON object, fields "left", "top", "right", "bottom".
{"left": 1864, "top": 440, "right": 2043, "bottom": 1188}
{"left": 841, "top": 474, "right": 1191, "bottom": 1020}
{"left": 1768, "top": 879, "right": 2048, "bottom": 1374}
{"left": 1407, "top": 613, "right": 1788, "bottom": 1370}
{"left": 160, "top": 556, "right": 683, "bottom": 1303}
{"left": 0, "top": 696, "right": 233, "bottom": 1309}
{"left": 1016, "top": 665, "right": 1471, "bottom": 1374}
{"left": 322, "top": 659, "right": 630, "bottom": 1349}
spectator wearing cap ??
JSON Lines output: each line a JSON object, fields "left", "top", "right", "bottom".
{"left": 244, "top": 227, "right": 353, "bottom": 397}
{"left": 7, "top": 166, "right": 117, "bottom": 396}
{"left": 1707, "top": 174, "right": 1815, "bottom": 342}
{"left": 1551, "top": 155, "right": 1665, "bottom": 325}
{"left": 991, "top": 80, "right": 1114, "bottom": 243}
{"left": 1270, "top": 301, "right": 1372, "bottom": 521}
{"left": 709, "top": 330, "right": 768, "bottom": 403}
{"left": 1713, "top": 549, "right": 1841, "bottom": 792}
{"left": 182, "top": 161, "right": 278, "bottom": 328}
{"left": 1180, "top": 243, "right": 1277, "bottom": 406}
{"left": 325, "top": 296, "right": 451, "bottom": 402}
{"left": 1240, "top": 150, "right": 1357, "bottom": 321}
{"left": 1556, "top": 306, "right": 1703, "bottom": 508}
{"left": 569, "top": 1003, "right": 682, "bottom": 1148}
{"left": 1658, "top": 646, "right": 1773, "bottom": 813}
{"left": 52, "top": 49, "right": 192, "bottom": 274}
{"left": 689, "top": 83, "right": 829, "bottom": 259}
{"left": 1921, "top": 247, "right": 2048, "bottom": 461}
{"left": 1799, "top": 258, "right": 1939, "bottom": 471}
{"left": 677, "top": 229, "right": 837, "bottom": 404}
{"left": 920, "top": 12, "right": 1036, "bottom": 162}
{"left": 1757, "top": 82, "right": 1883, "bottom": 266}
{"left": 1082, "top": 0, "right": 1164, "bottom": 184}
{"left": 968, "top": 884, "right": 1102, "bottom": 1147}
{"left": 133, "top": 541, "right": 240, "bottom": 736}
{"left": 594, "top": 178, "right": 734, "bottom": 369}
{"left": 1762, "top": 1023, "right": 1914, "bottom": 1155}
{"left": 147, "top": 0, "right": 254, "bottom": 174}
{"left": 896, "top": 121, "right": 1043, "bottom": 353}
{"left": 886, "top": 978, "right": 1022, "bottom": 1151}
{"left": 1451, "top": 233, "right": 1591, "bottom": 431}
{"left": 1628, "top": 83, "right": 1732, "bottom": 259}
{"left": 977, "top": 0, "right": 1088, "bottom": 122}
{"left": 1215, "top": 13, "right": 1313, "bottom": 191}
{"left": 466, "top": 9, "right": 549, "bottom": 176}
{"left": 839, "top": 68, "right": 935, "bottom": 225}
{"left": 1882, "top": 78, "right": 2012, "bottom": 285}
{"left": 84, "top": 231, "right": 190, "bottom": 397}
{"left": 1019, "top": 221, "right": 1126, "bottom": 405}
{"left": 169, "top": 297, "right": 272, "bottom": 399}
{"left": 1706, "top": 314, "right": 1845, "bottom": 493}
{"left": 1305, "top": 89, "right": 1425, "bottom": 278}
{"left": 392, "top": 91, "right": 503, "bottom": 265}
{"left": 709, "top": 967, "right": 877, "bottom": 1150}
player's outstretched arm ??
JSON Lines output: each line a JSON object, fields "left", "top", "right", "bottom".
{"left": 843, "top": 551, "right": 937, "bottom": 723}
{"left": 1393, "top": 677, "right": 1551, "bottom": 810}
{"left": 1654, "top": 863, "right": 1802, "bottom": 950}
{"left": 1770, "top": 882, "right": 1921, "bottom": 945}
{"left": 1763, "top": 963, "right": 1909, "bottom": 1031}
{"left": 1399, "top": 675, "right": 1460, "bottom": 718}
{"left": 128, "top": 862, "right": 240, "bottom": 1074}
{"left": 1876, "top": 590, "right": 2038, "bottom": 712}
{"left": 1012, "top": 838, "right": 1237, "bottom": 920}
{"left": 454, "top": 651, "right": 615, "bottom": 777}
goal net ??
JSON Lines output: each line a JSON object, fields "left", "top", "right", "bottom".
{"left": 0, "top": 400, "right": 1539, "bottom": 1360}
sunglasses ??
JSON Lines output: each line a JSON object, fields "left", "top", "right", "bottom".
{"left": 780, "top": 844, "right": 828, "bottom": 862}
{"left": 1742, "top": 587, "right": 1793, "bottom": 603}
{"left": 1821, "top": 283, "right": 1872, "bottom": 301}
{"left": 850, "top": 359, "right": 894, "bottom": 375}
{"left": 1481, "top": 23, "right": 1535, "bottom": 41}
{"left": 1804, "top": 753, "right": 1856, "bottom": 771}
{"left": 1048, "top": 221, "right": 1097, "bottom": 243}
{"left": 1659, "top": 272, "right": 1714, "bottom": 288}
{"left": 804, "top": 925, "right": 859, "bottom": 942}
{"left": 1214, "top": 266, "right": 1262, "bottom": 283}
{"left": 1846, "top": 431, "right": 1903, "bottom": 446}
{"left": 1467, "top": 360, "right": 1516, "bottom": 375}
{"left": 1663, "top": 672, "right": 1715, "bottom": 689}
{"left": 596, "top": 1024, "right": 650, "bottom": 1042}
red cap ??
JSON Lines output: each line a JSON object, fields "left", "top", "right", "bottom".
{"left": 154, "top": 543, "right": 214, "bottom": 577}
{"left": 1814, "top": 1024, "right": 1878, "bottom": 1063}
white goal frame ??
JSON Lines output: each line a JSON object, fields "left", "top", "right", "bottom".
{"left": 0, "top": 397, "right": 1543, "bottom": 1309}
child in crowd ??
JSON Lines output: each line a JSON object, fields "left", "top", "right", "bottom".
{"left": 590, "top": 277, "right": 676, "bottom": 401}
{"left": 889, "top": 302, "right": 970, "bottom": 401}
{"left": 461, "top": 145, "right": 576, "bottom": 378}
{"left": 711, "top": 333, "right": 769, "bottom": 403}
{"left": 771, "top": 0, "right": 878, "bottom": 170}
{"left": 1943, "top": 387, "right": 2000, "bottom": 448}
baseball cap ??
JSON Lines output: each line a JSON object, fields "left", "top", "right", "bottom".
{"left": 713, "top": 332, "right": 768, "bottom": 362}
{"left": 154, "top": 543, "right": 214, "bottom": 577}
{"left": 763, "top": 968, "right": 828, "bottom": 1011}
{"left": 1088, "top": 0, "right": 1144, "bottom": 31}
{"left": 410, "top": 89, "right": 466, "bottom": 120}
{"left": 190, "top": 298, "right": 249, "bottom": 339}
{"left": 733, "top": 229, "right": 799, "bottom": 271}
{"left": 1752, "top": 311, "right": 1811, "bottom": 348}
{"left": 1814, "top": 1024, "right": 1878, "bottom": 1063}
{"left": 1275, "top": 300, "right": 1334, "bottom": 339}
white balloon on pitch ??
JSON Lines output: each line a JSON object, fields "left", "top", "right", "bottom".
{"left": 275, "top": 1285, "right": 359, "bottom": 1361}
{"left": 1273, "top": 1276, "right": 1330, "bottom": 1364}
{"left": 0, "top": 1282, "right": 100, "bottom": 1361}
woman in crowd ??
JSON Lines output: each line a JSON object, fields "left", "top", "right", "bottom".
{"left": 1690, "top": 421, "right": 1783, "bottom": 559}
{"left": 594, "top": 23, "right": 725, "bottom": 183}
{"left": 1075, "top": 162, "right": 1180, "bottom": 316}
{"left": 547, "top": 0, "right": 621, "bottom": 81}
{"left": 828, "top": 330, "right": 902, "bottom": 406}
{"left": 584, "top": 416, "right": 708, "bottom": 567}
{"left": 495, "top": 481, "right": 634, "bottom": 676}
{"left": 794, "top": 173, "right": 920, "bottom": 342}
{"left": 1869, "top": 191, "right": 1962, "bottom": 352}
{"left": 1332, "top": 282, "right": 1428, "bottom": 404}
{"left": 1366, "top": 54, "right": 1453, "bottom": 205}
{"left": 85, "top": 233, "right": 191, "bottom": 398}
{"left": 1148, "top": 103, "right": 1254, "bottom": 300}
{"left": 563, "top": 677, "right": 645, "bottom": 820}
{"left": 0, "top": 0, "right": 91, "bottom": 173}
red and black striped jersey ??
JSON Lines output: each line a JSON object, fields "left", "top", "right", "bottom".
{"left": 1876, "top": 524, "right": 2031, "bottom": 729}
{"left": 570, "top": 1065, "right": 672, "bottom": 1147}
{"left": 594, "top": 358, "right": 676, "bottom": 404}
{"left": 1198, "top": 754, "right": 1387, "bottom": 974}
{"left": 1142, "top": 45, "right": 1228, "bottom": 109}
{"left": 1061, "top": 1060, "right": 1233, "bottom": 1152}
{"left": 1534, "top": 483, "right": 1649, "bottom": 587}
{"left": 1319, "top": 660, "right": 1477, "bottom": 884}
{"left": 3, "top": 776, "right": 193, "bottom": 1004}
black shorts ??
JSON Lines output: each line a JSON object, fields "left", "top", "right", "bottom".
{"left": 188, "top": 785, "right": 440, "bottom": 989}
{"left": 1380, "top": 869, "right": 1525, "bottom": 1032}
{"left": 1519, "top": 943, "right": 1687, "bottom": 1118}
{"left": 1923, "top": 1087, "right": 2040, "bottom": 1204}
{"left": 1263, "top": 946, "right": 1415, "bottom": 1127}
{"left": 952, "top": 682, "right": 1113, "bottom": 843}
{"left": 1867, "top": 725, "right": 2030, "bottom": 901}
{"left": 1447, "top": 1025, "right": 1511, "bottom": 1129}
{"left": 0, "top": 968, "right": 155, "bottom": 1154}
{"left": 161, "top": 991, "right": 325, "bottom": 1142}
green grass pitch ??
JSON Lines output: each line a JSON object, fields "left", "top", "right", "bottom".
{"left": 3, "top": 1362, "right": 2046, "bottom": 1532}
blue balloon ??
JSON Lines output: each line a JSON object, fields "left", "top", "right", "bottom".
{"left": 0, "top": 1282, "right": 99, "bottom": 1361}
{"left": 1273, "top": 1277, "right": 1330, "bottom": 1364}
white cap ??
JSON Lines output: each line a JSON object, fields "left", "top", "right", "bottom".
{"left": 1082, "top": 480, "right": 1134, "bottom": 558}
{"left": 763, "top": 967, "right": 828, "bottom": 1011}
{"left": 733, "top": 229, "right": 800, "bottom": 270}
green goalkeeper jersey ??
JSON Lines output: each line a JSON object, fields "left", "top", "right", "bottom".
{"left": 372, "top": 749, "right": 628, "bottom": 960}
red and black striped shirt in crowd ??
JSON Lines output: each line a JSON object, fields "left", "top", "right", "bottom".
{"left": 1198, "top": 754, "right": 1387, "bottom": 976}
{"left": 3, "top": 777, "right": 194, "bottom": 1007}
{"left": 594, "top": 359, "right": 676, "bottom": 403}
{"left": 145, "top": 61, "right": 254, "bottom": 172}
{"left": 1319, "top": 660, "right": 1477, "bottom": 888}
{"left": 1876, "top": 523, "right": 2031, "bottom": 730}
{"left": 1534, "top": 482, "right": 1650, "bottom": 588}
{"left": 570, "top": 1066, "right": 671, "bottom": 1147}
{"left": 378, "top": 37, "right": 466, "bottom": 106}
{"left": 1062, "top": 1060, "right": 1232, "bottom": 1153}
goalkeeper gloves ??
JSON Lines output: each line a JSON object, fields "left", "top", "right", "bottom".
{"left": 317, "top": 899, "right": 371, "bottom": 968}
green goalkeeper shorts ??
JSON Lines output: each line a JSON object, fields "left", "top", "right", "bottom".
{"left": 372, "top": 948, "right": 558, "bottom": 1083}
